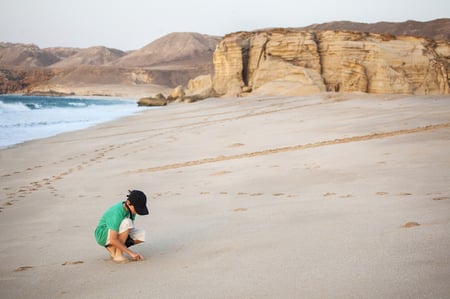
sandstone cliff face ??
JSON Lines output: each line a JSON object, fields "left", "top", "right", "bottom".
{"left": 212, "top": 29, "right": 450, "bottom": 96}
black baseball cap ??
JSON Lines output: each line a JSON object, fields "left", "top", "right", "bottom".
{"left": 127, "top": 190, "right": 149, "bottom": 215}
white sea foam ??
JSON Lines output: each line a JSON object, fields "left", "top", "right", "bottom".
{"left": 0, "top": 95, "right": 153, "bottom": 148}
{"left": 0, "top": 101, "right": 31, "bottom": 112}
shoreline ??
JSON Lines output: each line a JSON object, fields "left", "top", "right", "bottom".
{"left": 0, "top": 94, "right": 156, "bottom": 149}
{"left": 1, "top": 93, "right": 449, "bottom": 298}
{"left": 0, "top": 92, "right": 141, "bottom": 101}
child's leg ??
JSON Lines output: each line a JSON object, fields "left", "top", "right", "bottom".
{"left": 129, "top": 227, "right": 146, "bottom": 245}
{"left": 111, "top": 219, "right": 134, "bottom": 262}
{"left": 105, "top": 245, "right": 116, "bottom": 257}
{"left": 113, "top": 228, "right": 130, "bottom": 261}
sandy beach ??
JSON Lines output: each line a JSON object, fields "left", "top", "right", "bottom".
{"left": 1, "top": 93, "right": 449, "bottom": 298}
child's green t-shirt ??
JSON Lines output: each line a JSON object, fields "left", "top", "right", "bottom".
{"left": 94, "top": 201, "right": 135, "bottom": 246}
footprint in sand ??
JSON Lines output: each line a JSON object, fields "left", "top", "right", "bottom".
{"left": 433, "top": 196, "right": 450, "bottom": 201}
{"left": 210, "top": 171, "right": 232, "bottom": 176}
{"left": 15, "top": 266, "right": 33, "bottom": 272}
{"left": 323, "top": 192, "right": 336, "bottom": 197}
{"left": 376, "top": 192, "right": 389, "bottom": 196}
{"left": 62, "top": 261, "right": 84, "bottom": 266}
{"left": 250, "top": 193, "right": 263, "bottom": 196}
{"left": 402, "top": 222, "right": 420, "bottom": 228}
{"left": 227, "top": 143, "right": 244, "bottom": 148}
{"left": 17, "top": 187, "right": 29, "bottom": 193}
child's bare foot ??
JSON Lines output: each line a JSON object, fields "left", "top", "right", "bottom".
{"left": 113, "top": 255, "right": 129, "bottom": 263}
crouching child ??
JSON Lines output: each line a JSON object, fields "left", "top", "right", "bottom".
{"left": 94, "top": 190, "right": 149, "bottom": 263}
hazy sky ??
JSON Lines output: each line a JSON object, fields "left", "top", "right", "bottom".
{"left": 2, "top": 0, "right": 449, "bottom": 50}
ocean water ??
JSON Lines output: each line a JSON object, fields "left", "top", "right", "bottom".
{"left": 0, "top": 95, "right": 151, "bottom": 148}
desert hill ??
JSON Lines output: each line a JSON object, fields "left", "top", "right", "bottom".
{"left": 114, "top": 32, "right": 219, "bottom": 68}
{"left": 0, "top": 32, "right": 219, "bottom": 70}
{"left": 50, "top": 46, "right": 126, "bottom": 68}
{"left": 42, "top": 47, "right": 81, "bottom": 60}
{"left": 0, "top": 42, "right": 60, "bottom": 68}
{"left": 0, "top": 32, "right": 220, "bottom": 96}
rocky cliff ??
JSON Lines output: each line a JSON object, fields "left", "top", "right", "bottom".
{"left": 212, "top": 29, "right": 450, "bottom": 96}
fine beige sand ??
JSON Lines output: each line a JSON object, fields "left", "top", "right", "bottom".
{"left": 1, "top": 93, "right": 450, "bottom": 298}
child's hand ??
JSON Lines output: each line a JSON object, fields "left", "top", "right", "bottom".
{"left": 130, "top": 252, "right": 144, "bottom": 261}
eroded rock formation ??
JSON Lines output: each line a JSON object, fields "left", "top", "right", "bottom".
{"left": 212, "top": 29, "right": 450, "bottom": 96}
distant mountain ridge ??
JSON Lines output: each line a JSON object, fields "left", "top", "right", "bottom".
{"left": 50, "top": 46, "right": 126, "bottom": 68}
{"left": 0, "top": 19, "right": 448, "bottom": 96}
{"left": 301, "top": 18, "right": 450, "bottom": 42}
{"left": 114, "top": 32, "right": 219, "bottom": 68}
{"left": 0, "top": 42, "right": 60, "bottom": 67}
{"left": 0, "top": 33, "right": 220, "bottom": 69}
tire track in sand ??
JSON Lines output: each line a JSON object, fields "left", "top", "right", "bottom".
{"left": 127, "top": 122, "right": 450, "bottom": 174}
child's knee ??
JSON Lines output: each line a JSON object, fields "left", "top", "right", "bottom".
{"left": 130, "top": 228, "right": 146, "bottom": 242}
{"left": 118, "top": 218, "right": 134, "bottom": 233}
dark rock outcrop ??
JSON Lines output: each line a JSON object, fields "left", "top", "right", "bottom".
{"left": 138, "top": 93, "right": 167, "bottom": 106}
